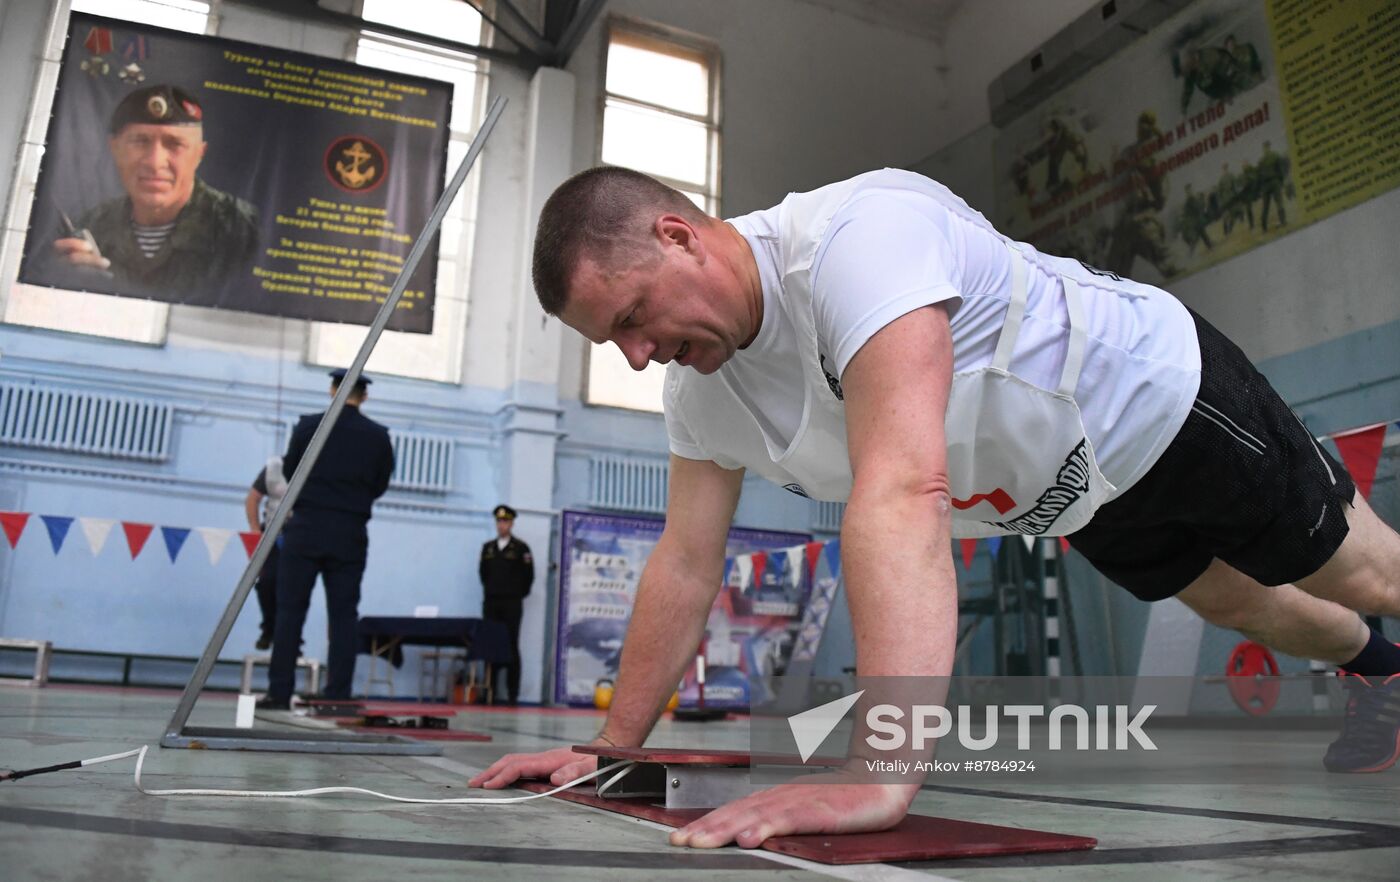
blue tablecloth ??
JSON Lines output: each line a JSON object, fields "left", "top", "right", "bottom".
{"left": 357, "top": 616, "right": 512, "bottom": 668}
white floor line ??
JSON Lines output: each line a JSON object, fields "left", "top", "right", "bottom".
{"left": 412, "top": 755, "right": 961, "bottom": 882}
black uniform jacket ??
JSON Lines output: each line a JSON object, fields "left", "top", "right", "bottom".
{"left": 283, "top": 405, "right": 394, "bottom": 521}
{"left": 480, "top": 536, "right": 533, "bottom": 600}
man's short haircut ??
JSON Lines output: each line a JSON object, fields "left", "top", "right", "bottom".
{"left": 532, "top": 166, "right": 707, "bottom": 315}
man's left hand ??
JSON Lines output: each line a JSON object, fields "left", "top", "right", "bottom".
{"left": 668, "top": 771, "right": 916, "bottom": 849}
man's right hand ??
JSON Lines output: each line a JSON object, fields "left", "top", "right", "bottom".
{"left": 53, "top": 236, "right": 111, "bottom": 270}
{"left": 468, "top": 745, "right": 599, "bottom": 789}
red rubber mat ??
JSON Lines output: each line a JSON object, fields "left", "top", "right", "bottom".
{"left": 573, "top": 745, "right": 842, "bottom": 767}
{"left": 517, "top": 780, "right": 1096, "bottom": 864}
{"left": 333, "top": 722, "right": 492, "bottom": 742}
{"left": 304, "top": 699, "right": 459, "bottom": 716}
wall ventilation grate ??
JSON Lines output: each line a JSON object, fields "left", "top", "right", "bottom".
{"left": 0, "top": 381, "right": 173, "bottom": 462}
{"left": 814, "top": 501, "right": 845, "bottom": 533}
{"left": 388, "top": 430, "right": 455, "bottom": 493}
{"left": 588, "top": 454, "right": 669, "bottom": 514}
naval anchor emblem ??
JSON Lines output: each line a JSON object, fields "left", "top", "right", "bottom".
{"left": 325, "top": 135, "right": 388, "bottom": 193}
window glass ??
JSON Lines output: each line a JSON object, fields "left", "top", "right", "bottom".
{"left": 585, "top": 23, "right": 718, "bottom": 414}
{"left": 601, "top": 101, "right": 710, "bottom": 188}
{"left": 586, "top": 343, "right": 669, "bottom": 412}
{"left": 605, "top": 33, "right": 709, "bottom": 116}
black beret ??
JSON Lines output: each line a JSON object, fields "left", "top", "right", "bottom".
{"left": 329, "top": 368, "right": 371, "bottom": 389}
{"left": 493, "top": 505, "right": 517, "bottom": 520}
{"left": 109, "top": 85, "right": 203, "bottom": 134}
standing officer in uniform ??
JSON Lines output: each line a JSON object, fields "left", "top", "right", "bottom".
{"left": 479, "top": 505, "right": 533, "bottom": 705}
{"left": 244, "top": 454, "right": 288, "bottom": 650}
{"left": 259, "top": 369, "right": 395, "bottom": 710}
{"left": 49, "top": 84, "right": 259, "bottom": 294}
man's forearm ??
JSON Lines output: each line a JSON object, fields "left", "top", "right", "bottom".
{"left": 842, "top": 488, "right": 957, "bottom": 678}
{"left": 600, "top": 539, "right": 723, "bottom": 746}
{"left": 840, "top": 487, "right": 958, "bottom": 793}
{"left": 244, "top": 492, "right": 262, "bottom": 532}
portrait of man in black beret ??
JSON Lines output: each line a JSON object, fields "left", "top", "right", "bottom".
{"left": 51, "top": 84, "right": 260, "bottom": 294}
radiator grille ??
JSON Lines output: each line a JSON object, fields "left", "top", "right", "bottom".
{"left": 814, "top": 501, "right": 844, "bottom": 533}
{"left": 588, "top": 455, "right": 669, "bottom": 514}
{"left": 389, "top": 430, "right": 454, "bottom": 493}
{"left": 0, "top": 382, "right": 173, "bottom": 462}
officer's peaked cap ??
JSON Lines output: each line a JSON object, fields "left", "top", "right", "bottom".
{"left": 329, "top": 368, "right": 372, "bottom": 389}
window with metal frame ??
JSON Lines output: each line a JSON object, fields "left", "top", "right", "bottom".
{"left": 305, "top": 0, "right": 488, "bottom": 384}
{"left": 0, "top": 0, "right": 212, "bottom": 344}
{"left": 585, "top": 20, "right": 720, "bottom": 413}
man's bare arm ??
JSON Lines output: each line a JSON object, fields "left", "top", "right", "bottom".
{"left": 842, "top": 304, "right": 957, "bottom": 681}
{"left": 244, "top": 488, "right": 263, "bottom": 533}
{"left": 672, "top": 303, "right": 957, "bottom": 848}
{"left": 470, "top": 454, "right": 742, "bottom": 789}
{"left": 598, "top": 454, "right": 744, "bottom": 746}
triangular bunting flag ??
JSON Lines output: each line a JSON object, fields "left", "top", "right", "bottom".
{"left": 161, "top": 526, "right": 191, "bottom": 563}
{"left": 1059, "top": 536, "right": 1071, "bottom": 554}
{"left": 1020, "top": 535, "right": 1037, "bottom": 553}
{"left": 196, "top": 527, "right": 232, "bottom": 565}
{"left": 40, "top": 515, "right": 74, "bottom": 554}
{"left": 1332, "top": 424, "right": 1386, "bottom": 500}
{"left": 785, "top": 546, "right": 805, "bottom": 584}
{"left": 79, "top": 517, "right": 116, "bottom": 555}
{"left": 751, "top": 552, "right": 768, "bottom": 586}
{"left": 0, "top": 512, "right": 30, "bottom": 548}
{"left": 121, "top": 522, "right": 154, "bottom": 559}
{"left": 824, "top": 539, "right": 841, "bottom": 577}
{"left": 735, "top": 555, "right": 753, "bottom": 589}
{"left": 959, "top": 538, "right": 978, "bottom": 570}
{"left": 239, "top": 531, "right": 262, "bottom": 557}
{"left": 721, "top": 556, "right": 734, "bottom": 586}
{"left": 805, "top": 541, "right": 824, "bottom": 578}
{"left": 987, "top": 536, "right": 1002, "bottom": 557}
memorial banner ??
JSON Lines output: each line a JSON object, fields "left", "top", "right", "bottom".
{"left": 992, "top": 0, "right": 1398, "bottom": 285}
{"left": 19, "top": 13, "right": 452, "bottom": 332}
{"left": 554, "top": 510, "right": 811, "bottom": 707}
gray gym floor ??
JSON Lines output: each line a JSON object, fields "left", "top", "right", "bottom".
{"left": 2, "top": 684, "right": 1397, "bottom": 881}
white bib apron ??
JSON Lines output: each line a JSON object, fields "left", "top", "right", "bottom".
{"left": 720, "top": 184, "right": 1116, "bottom": 538}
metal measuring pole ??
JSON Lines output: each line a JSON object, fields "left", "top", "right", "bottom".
{"left": 161, "top": 96, "right": 507, "bottom": 754}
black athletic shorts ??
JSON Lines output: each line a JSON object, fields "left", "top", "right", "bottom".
{"left": 1066, "top": 308, "right": 1356, "bottom": 602}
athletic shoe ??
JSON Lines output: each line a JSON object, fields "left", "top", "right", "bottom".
{"left": 1322, "top": 672, "right": 1400, "bottom": 773}
{"left": 255, "top": 634, "right": 272, "bottom": 651}
{"left": 255, "top": 696, "right": 291, "bottom": 711}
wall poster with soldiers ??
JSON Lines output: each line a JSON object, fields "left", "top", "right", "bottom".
{"left": 554, "top": 510, "right": 812, "bottom": 708}
{"left": 18, "top": 13, "right": 452, "bottom": 333}
{"left": 992, "top": 0, "right": 1400, "bottom": 286}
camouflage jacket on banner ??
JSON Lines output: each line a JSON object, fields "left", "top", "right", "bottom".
{"left": 80, "top": 178, "right": 259, "bottom": 295}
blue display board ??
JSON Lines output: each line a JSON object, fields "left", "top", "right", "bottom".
{"left": 554, "top": 510, "right": 810, "bottom": 707}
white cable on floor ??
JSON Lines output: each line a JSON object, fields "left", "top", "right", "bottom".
{"left": 76, "top": 745, "right": 632, "bottom": 805}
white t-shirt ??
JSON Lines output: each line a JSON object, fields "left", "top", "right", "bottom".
{"left": 665, "top": 169, "right": 1201, "bottom": 501}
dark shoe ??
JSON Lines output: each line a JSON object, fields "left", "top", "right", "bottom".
{"left": 1323, "top": 673, "right": 1400, "bottom": 773}
{"left": 256, "top": 696, "right": 291, "bottom": 711}
{"left": 255, "top": 634, "right": 272, "bottom": 651}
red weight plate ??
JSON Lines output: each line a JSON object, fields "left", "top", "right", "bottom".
{"left": 1226, "top": 641, "right": 1282, "bottom": 716}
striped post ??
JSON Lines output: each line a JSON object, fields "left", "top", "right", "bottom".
{"left": 1041, "top": 538, "right": 1062, "bottom": 706}
{"left": 1309, "top": 658, "right": 1330, "bottom": 713}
